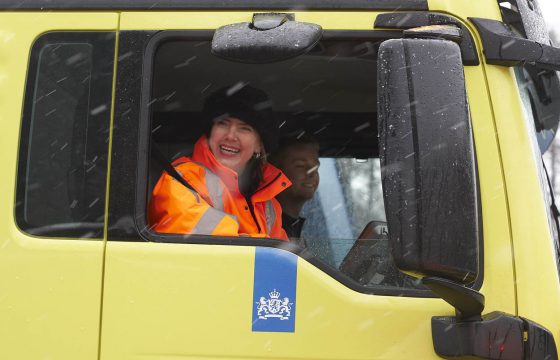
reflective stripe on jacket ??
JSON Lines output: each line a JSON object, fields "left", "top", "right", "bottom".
{"left": 148, "top": 136, "right": 290, "bottom": 240}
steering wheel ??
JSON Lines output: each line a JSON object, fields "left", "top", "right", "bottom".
{"left": 339, "top": 220, "right": 409, "bottom": 287}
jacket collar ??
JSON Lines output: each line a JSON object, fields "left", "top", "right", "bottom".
{"left": 252, "top": 163, "right": 291, "bottom": 202}
{"left": 192, "top": 136, "right": 291, "bottom": 201}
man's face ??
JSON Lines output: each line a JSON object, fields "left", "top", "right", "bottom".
{"left": 279, "top": 143, "right": 320, "bottom": 200}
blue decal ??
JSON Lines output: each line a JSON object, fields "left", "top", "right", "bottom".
{"left": 252, "top": 247, "right": 298, "bottom": 333}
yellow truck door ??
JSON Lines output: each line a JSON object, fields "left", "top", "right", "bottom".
{"left": 98, "top": 9, "right": 517, "bottom": 359}
{"left": 0, "top": 12, "right": 118, "bottom": 360}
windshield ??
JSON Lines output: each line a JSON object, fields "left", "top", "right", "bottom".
{"left": 539, "top": 0, "right": 560, "bottom": 45}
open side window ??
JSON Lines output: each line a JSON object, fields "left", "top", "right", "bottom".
{"left": 128, "top": 30, "right": 427, "bottom": 294}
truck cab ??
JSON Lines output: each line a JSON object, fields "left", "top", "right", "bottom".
{"left": 0, "top": 0, "right": 559, "bottom": 359}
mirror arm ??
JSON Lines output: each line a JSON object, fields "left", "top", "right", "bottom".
{"left": 469, "top": 17, "right": 560, "bottom": 71}
{"left": 422, "top": 277, "right": 484, "bottom": 320}
{"left": 252, "top": 13, "right": 294, "bottom": 30}
{"left": 425, "top": 277, "right": 558, "bottom": 359}
{"left": 374, "top": 12, "right": 479, "bottom": 65}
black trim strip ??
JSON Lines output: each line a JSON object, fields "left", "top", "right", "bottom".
{"left": 108, "top": 30, "right": 158, "bottom": 240}
{"left": 469, "top": 17, "right": 560, "bottom": 71}
{"left": 1, "top": 0, "right": 428, "bottom": 11}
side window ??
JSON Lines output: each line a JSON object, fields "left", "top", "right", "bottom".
{"left": 302, "top": 158, "right": 385, "bottom": 266}
{"left": 16, "top": 32, "right": 115, "bottom": 238}
{"left": 144, "top": 34, "right": 421, "bottom": 292}
{"left": 501, "top": 0, "right": 560, "bottom": 278}
{"left": 514, "top": 66, "right": 560, "bottom": 278}
{"left": 301, "top": 158, "right": 416, "bottom": 288}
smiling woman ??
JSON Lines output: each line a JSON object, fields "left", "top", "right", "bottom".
{"left": 148, "top": 85, "right": 291, "bottom": 239}
{"left": 208, "top": 117, "right": 261, "bottom": 173}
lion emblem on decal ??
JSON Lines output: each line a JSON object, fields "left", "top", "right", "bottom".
{"left": 256, "top": 289, "right": 292, "bottom": 320}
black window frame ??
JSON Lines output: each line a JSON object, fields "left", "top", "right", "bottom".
{"left": 109, "top": 29, "right": 483, "bottom": 297}
{"left": 15, "top": 31, "right": 116, "bottom": 239}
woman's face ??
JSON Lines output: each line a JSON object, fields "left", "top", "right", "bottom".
{"left": 208, "top": 117, "right": 263, "bottom": 173}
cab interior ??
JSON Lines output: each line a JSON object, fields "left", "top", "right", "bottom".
{"left": 149, "top": 36, "right": 382, "bottom": 161}
{"left": 147, "top": 33, "right": 418, "bottom": 290}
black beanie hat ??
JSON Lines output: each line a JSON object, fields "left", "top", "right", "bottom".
{"left": 203, "top": 85, "right": 279, "bottom": 153}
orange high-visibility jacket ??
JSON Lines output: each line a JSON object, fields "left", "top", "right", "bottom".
{"left": 148, "top": 136, "right": 291, "bottom": 240}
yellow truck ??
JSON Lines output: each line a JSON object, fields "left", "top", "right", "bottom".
{"left": 1, "top": 0, "right": 559, "bottom": 359}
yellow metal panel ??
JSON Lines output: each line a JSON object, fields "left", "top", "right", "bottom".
{"left": 0, "top": 236, "right": 104, "bottom": 359}
{"left": 294, "top": 260, "right": 443, "bottom": 359}
{"left": 485, "top": 65, "right": 560, "bottom": 343}
{"left": 119, "top": 4, "right": 505, "bottom": 31}
{"left": 121, "top": 11, "right": 380, "bottom": 30}
{"left": 101, "top": 242, "right": 446, "bottom": 359}
{"left": 1, "top": 12, "right": 118, "bottom": 33}
{"left": 428, "top": 0, "right": 502, "bottom": 20}
{"left": 0, "top": 12, "right": 117, "bottom": 360}
{"left": 0, "top": 13, "right": 118, "bottom": 174}
{"left": 464, "top": 65, "right": 517, "bottom": 315}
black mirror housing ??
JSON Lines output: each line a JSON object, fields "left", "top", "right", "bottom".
{"left": 378, "top": 38, "right": 480, "bottom": 284}
{"left": 211, "top": 15, "right": 322, "bottom": 63}
{"left": 469, "top": 17, "right": 560, "bottom": 71}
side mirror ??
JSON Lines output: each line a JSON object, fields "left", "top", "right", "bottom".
{"left": 212, "top": 13, "right": 322, "bottom": 63}
{"left": 378, "top": 33, "right": 559, "bottom": 358}
{"left": 377, "top": 37, "right": 479, "bottom": 285}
